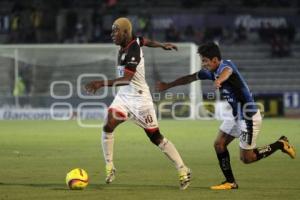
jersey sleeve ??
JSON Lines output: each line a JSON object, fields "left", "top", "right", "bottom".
{"left": 124, "top": 43, "right": 141, "bottom": 73}
{"left": 137, "top": 36, "right": 145, "bottom": 47}
{"left": 218, "top": 64, "right": 233, "bottom": 74}
{"left": 196, "top": 69, "right": 214, "bottom": 80}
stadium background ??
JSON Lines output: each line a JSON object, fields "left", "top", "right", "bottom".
{"left": 0, "top": 1, "right": 299, "bottom": 200}
{"left": 0, "top": 0, "right": 300, "bottom": 119}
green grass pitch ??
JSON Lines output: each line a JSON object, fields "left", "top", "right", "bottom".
{"left": 0, "top": 119, "right": 299, "bottom": 200}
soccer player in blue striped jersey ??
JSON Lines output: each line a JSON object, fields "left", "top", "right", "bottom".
{"left": 156, "top": 42, "right": 296, "bottom": 190}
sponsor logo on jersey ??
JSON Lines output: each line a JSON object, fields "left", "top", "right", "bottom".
{"left": 121, "top": 53, "right": 126, "bottom": 61}
{"left": 118, "top": 65, "right": 125, "bottom": 77}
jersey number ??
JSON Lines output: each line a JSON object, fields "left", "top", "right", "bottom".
{"left": 144, "top": 115, "right": 153, "bottom": 124}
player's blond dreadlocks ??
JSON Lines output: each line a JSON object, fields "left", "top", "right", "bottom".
{"left": 113, "top": 17, "right": 133, "bottom": 38}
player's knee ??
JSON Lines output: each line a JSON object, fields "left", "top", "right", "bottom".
{"left": 103, "top": 123, "right": 115, "bottom": 133}
{"left": 240, "top": 150, "right": 257, "bottom": 164}
{"left": 214, "top": 140, "right": 226, "bottom": 153}
{"left": 145, "top": 129, "right": 163, "bottom": 146}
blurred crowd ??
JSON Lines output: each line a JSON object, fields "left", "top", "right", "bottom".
{"left": 0, "top": 0, "right": 298, "bottom": 58}
{"left": 258, "top": 22, "right": 295, "bottom": 57}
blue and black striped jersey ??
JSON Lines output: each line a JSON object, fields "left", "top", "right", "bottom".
{"left": 197, "top": 59, "right": 257, "bottom": 119}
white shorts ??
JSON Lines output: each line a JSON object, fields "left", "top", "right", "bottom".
{"left": 220, "top": 111, "right": 262, "bottom": 150}
{"left": 108, "top": 93, "right": 158, "bottom": 131}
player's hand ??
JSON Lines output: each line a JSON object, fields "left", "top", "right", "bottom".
{"left": 214, "top": 79, "right": 222, "bottom": 89}
{"left": 156, "top": 81, "right": 169, "bottom": 92}
{"left": 85, "top": 81, "right": 103, "bottom": 94}
{"left": 162, "top": 43, "right": 178, "bottom": 51}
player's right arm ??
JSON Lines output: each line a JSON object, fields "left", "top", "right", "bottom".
{"left": 214, "top": 66, "right": 232, "bottom": 89}
{"left": 156, "top": 73, "right": 198, "bottom": 92}
{"left": 85, "top": 71, "right": 134, "bottom": 94}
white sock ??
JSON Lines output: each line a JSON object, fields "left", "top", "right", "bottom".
{"left": 158, "top": 138, "right": 186, "bottom": 170}
{"left": 102, "top": 131, "right": 114, "bottom": 167}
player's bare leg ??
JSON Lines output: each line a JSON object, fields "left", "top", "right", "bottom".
{"left": 240, "top": 136, "right": 296, "bottom": 164}
{"left": 211, "top": 131, "right": 238, "bottom": 190}
{"left": 102, "top": 109, "right": 126, "bottom": 184}
{"left": 144, "top": 128, "right": 191, "bottom": 190}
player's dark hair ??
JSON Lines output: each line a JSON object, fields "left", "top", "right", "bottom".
{"left": 197, "top": 42, "right": 221, "bottom": 60}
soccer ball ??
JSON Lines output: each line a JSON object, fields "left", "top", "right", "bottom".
{"left": 66, "top": 168, "right": 89, "bottom": 190}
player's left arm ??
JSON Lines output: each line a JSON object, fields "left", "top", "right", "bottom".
{"left": 214, "top": 67, "right": 233, "bottom": 89}
{"left": 142, "top": 37, "right": 178, "bottom": 51}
